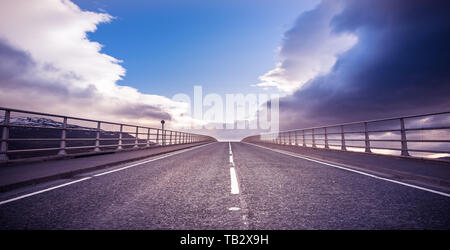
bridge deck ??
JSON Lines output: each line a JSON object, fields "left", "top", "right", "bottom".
{"left": 0, "top": 142, "right": 449, "bottom": 229}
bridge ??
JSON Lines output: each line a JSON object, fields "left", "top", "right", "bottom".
{"left": 0, "top": 107, "right": 449, "bottom": 229}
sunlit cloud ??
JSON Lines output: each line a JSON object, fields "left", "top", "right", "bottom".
{"left": 0, "top": 0, "right": 189, "bottom": 128}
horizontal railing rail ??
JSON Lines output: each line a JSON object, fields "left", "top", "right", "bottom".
{"left": 242, "top": 111, "right": 450, "bottom": 160}
{"left": 0, "top": 107, "right": 216, "bottom": 162}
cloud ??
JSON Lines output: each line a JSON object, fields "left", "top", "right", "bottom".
{"left": 0, "top": 0, "right": 187, "bottom": 128}
{"left": 264, "top": 0, "right": 450, "bottom": 130}
{"left": 256, "top": 0, "right": 357, "bottom": 93}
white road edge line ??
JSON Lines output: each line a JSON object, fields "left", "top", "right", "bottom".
{"left": 0, "top": 177, "right": 92, "bottom": 205}
{"left": 0, "top": 142, "right": 217, "bottom": 206}
{"left": 94, "top": 142, "right": 215, "bottom": 176}
{"left": 243, "top": 142, "right": 450, "bottom": 198}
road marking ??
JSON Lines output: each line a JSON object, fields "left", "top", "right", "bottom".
{"left": 229, "top": 154, "right": 234, "bottom": 165}
{"left": 0, "top": 177, "right": 92, "bottom": 205}
{"left": 243, "top": 142, "right": 450, "bottom": 198}
{"left": 94, "top": 142, "right": 215, "bottom": 176}
{"left": 230, "top": 167, "right": 240, "bottom": 194}
{"left": 0, "top": 142, "right": 217, "bottom": 206}
{"left": 228, "top": 142, "right": 249, "bottom": 228}
{"left": 228, "top": 142, "right": 234, "bottom": 165}
{"left": 228, "top": 142, "right": 239, "bottom": 194}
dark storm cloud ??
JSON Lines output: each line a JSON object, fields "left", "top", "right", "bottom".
{"left": 0, "top": 39, "right": 34, "bottom": 78}
{"left": 278, "top": 0, "right": 450, "bottom": 130}
{"left": 0, "top": 39, "right": 97, "bottom": 99}
{"left": 114, "top": 104, "right": 172, "bottom": 121}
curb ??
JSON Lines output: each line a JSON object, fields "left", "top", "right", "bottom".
{"left": 0, "top": 142, "right": 209, "bottom": 193}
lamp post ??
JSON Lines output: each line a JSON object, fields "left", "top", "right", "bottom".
{"left": 161, "top": 120, "right": 165, "bottom": 145}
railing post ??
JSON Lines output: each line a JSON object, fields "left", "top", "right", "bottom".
{"left": 156, "top": 129, "right": 160, "bottom": 145}
{"left": 163, "top": 129, "right": 166, "bottom": 146}
{"left": 283, "top": 133, "right": 287, "bottom": 145}
{"left": 134, "top": 126, "right": 139, "bottom": 148}
{"left": 302, "top": 130, "right": 306, "bottom": 147}
{"left": 324, "top": 127, "right": 329, "bottom": 149}
{"left": 341, "top": 125, "right": 346, "bottom": 151}
{"left": 94, "top": 121, "right": 101, "bottom": 152}
{"left": 117, "top": 124, "right": 123, "bottom": 150}
{"left": 294, "top": 131, "right": 298, "bottom": 146}
{"left": 312, "top": 129, "right": 316, "bottom": 148}
{"left": 146, "top": 128, "right": 151, "bottom": 147}
{"left": 0, "top": 110, "right": 10, "bottom": 161}
{"left": 400, "top": 118, "right": 410, "bottom": 156}
{"left": 169, "top": 131, "right": 173, "bottom": 145}
{"left": 58, "top": 117, "right": 67, "bottom": 155}
{"left": 288, "top": 132, "right": 292, "bottom": 145}
{"left": 364, "top": 122, "right": 371, "bottom": 153}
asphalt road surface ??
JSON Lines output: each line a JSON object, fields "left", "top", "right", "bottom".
{"left": 0, "top": 142, "right": 449, "bottom": 229}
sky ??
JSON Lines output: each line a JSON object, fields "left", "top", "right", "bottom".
{"left": 0, "top": 0, "right": 449, "bottom": 141}
{"left": 275, "top": 0, "right": 450, "bottom": 130}
{"left": 72, "top": 0, "right": 319, "bottom": 97}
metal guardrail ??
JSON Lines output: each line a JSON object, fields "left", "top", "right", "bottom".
{"left": 0, "top": 107, "right": 216, "bottom": 162}
{"left": 242, "top": 111, "right": 450, "bottom": 159}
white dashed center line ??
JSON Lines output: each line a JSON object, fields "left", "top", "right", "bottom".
{"left": 230, "top": 167, "right": 240, "bottom": 194}
{"left": 227, "top": 142, "right": 249, "bottom": 228}
{"left": 228, "top": 142, "right": 239, "bottom": 194}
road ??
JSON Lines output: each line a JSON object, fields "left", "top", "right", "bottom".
{"left": 0, "top": 142, "right": 449, "bottom": 229}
